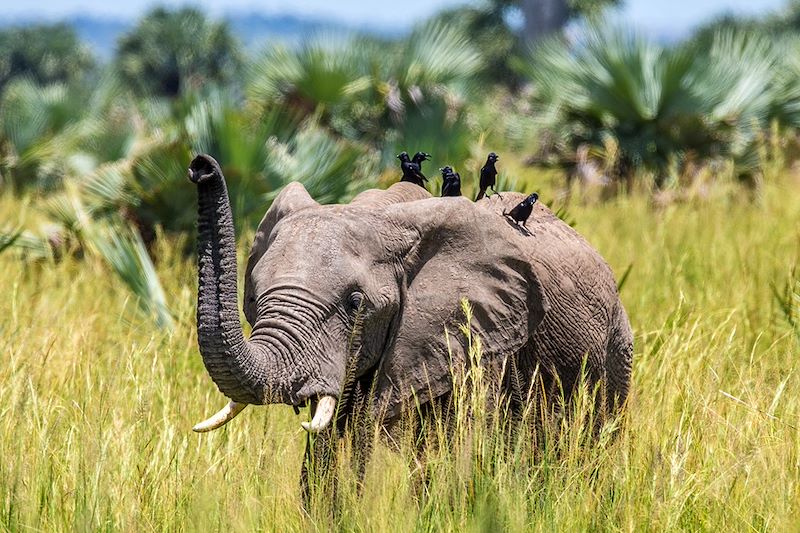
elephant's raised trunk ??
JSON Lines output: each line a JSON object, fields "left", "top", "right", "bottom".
{"left": 190, "top": 154, "right": 292, "bottom": 409}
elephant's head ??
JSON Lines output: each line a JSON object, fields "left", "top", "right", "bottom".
{"left": 189, "top": 154, "right": 548, "bottom": 432}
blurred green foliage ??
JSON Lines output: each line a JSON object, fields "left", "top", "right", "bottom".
{"left": 568, "top": 0, "right": 622, "bottom": 18}
{"left": 429, "top": 0, "right": 623, "bottom": 88}
{"left": 515, "top": 26, "right": 800, "bottom": 184}
{"left": 2, "top": 4, "right": 800, "bottom": 327}
{"left": 0, "top": 23, "right": 94, "bottom": 91}
{"left": 116, "top": 7, "right": 243, "bottom": 97}
{"left": 430, "top": 4, "right": 521, "bottom": 87}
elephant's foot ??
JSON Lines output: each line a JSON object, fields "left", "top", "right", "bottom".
{"left": 300, "top": 429, "right": 339, "bottom": 515}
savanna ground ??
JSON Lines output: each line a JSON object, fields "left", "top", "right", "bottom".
{"left": 1, "top": 165, "right": 799, "bottom": 532}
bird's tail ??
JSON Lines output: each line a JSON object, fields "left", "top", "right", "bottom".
{"left": 475, "top": 189, "right": 486, "bottom": 201}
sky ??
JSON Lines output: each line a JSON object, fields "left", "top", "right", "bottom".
{"left": 0, "top": 0, "right": 790, "bottom": 33}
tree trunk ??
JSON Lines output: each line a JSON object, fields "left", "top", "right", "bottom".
{"left": 521, "top": 0, "right": 570, "bottom": 44}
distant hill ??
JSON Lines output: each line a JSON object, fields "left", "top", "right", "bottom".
{"left": 0, "top": 12, "right": 405, "bottom": 60}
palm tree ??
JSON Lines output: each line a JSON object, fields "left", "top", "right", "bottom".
{"left": 0, "top": 72, "right": 173, "bottom": 327}
{"left": 519, "top": 27, "right": 783, "bottom": 186}
{"left": 0, "top": 23, "right": 95, "bottom": 91}
{"left": 521, "top": 0, "right": 570, "bottom": 43}
{"left": 517, "top": 0, "right": 622, "bottom": 42}
{"left": 116, "top": 7, "right": 243, "bottom": 97}
{"left": 263, "top": 122, "right": 378, "bottom": 205}
{"left": 247, "top": 35, "right": 372, "bottom": 123}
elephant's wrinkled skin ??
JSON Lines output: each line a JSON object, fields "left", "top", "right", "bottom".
{"left": 188, "top": 153, "right": 633, "bottom": 485}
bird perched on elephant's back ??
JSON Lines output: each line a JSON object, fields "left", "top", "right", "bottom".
{"left": 504, "top": 192, "right": 539, "bottom": 228}
{"left": 412, "top": 151, "right": 431, "bottom": 169}
{"left": 397, "top": 151, "right": 429, "bottom": 188}
{"left": 475, "top": 152, "right": 500, "bottom": 201}
{"left": 187, "top": 154, "right": 633, "bottom": 501}
{"left": 440, "top": 166, "right": 462, "bottom": 197}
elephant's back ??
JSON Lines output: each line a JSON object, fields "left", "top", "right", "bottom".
{"left": 478, "top": 193, "right": 631, "bottom": 400}
{"left": 476, "top": 193, "right": 618, "bottom": 297}
{"left": 350, "top": 182, "right": 431, "bottom": 208}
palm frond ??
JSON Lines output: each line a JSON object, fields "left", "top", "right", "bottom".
{"left": 264, "top": 123, "right": 378, "bottom": 205}
{"left": 9, "top": 230, "right": 54, "bottom": 260}
{"left": 84, "top": 219, "right": 174, "bottom": 330}
{"left": 247, "top": 36, "right": 369, "bottom": 114}
{"left": 0, "top": 228, "right": 22, "bottom": 255}
{"left": 81, "top": 160, "right": 138, "bottom": 212}
{"left": 520, "top": 25, "right": 789, "bottom": 181}
{"left": 398, "top": 22, "right": 483, "bottom": 90}
{"left": 41, "top": 187, "right": 173, "bottom": 329}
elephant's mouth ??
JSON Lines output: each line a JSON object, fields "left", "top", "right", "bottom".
{"left": 193, "top": 393, "right": 339, "bottom": 434}
{"left": 192, "top": 343, "right": 354, "bottom": 434}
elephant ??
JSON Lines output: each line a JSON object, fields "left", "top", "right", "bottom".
{"left": 187, "top": 153, "right": 633, "bottom": 494}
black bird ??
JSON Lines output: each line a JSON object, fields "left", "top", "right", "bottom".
{"left": 412, "top": 151, "right": 431, "bottom": 168}
{"left": 504, "top": 193, "right": 539, "bottom": 228}
{"left": 440, "top": 166, "right": 461, "bottom": 197}
{"left": 475, "top": 152, "right": 500, "bottom": 201}
{"left": 413, "top": 151, "right": 432, "bottom": 184}
{"left": 398, "top": 151, "right": 428, "bottom": 188}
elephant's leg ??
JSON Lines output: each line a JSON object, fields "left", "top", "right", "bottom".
{"left": 300, "top": 425, "right": 338, "bottom": 512}
{"left": 605, "top": 304, "right": 633, "bottom": 414}
{"left": 343, "top": 377, "right": 376, "bottom": 493}
{"left": 301, "top": 373, "right": 379, "bottom": 508}
{"left": 379, "top": 404, "right": 433, "bottom": 502}
{"left": 404, "top": 409, "right": 432, "bottom": 503}
{"left": 405, "top": 393, "right": 454, "bottom": 502}
{"left": 503, "top": 352, "right": 562, "bottom": 454}
{"left": 350, "top": 428, "right": 373, "bottom": 494}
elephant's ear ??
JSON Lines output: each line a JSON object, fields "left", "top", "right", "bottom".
{"left": 244, "top": 183, "right": 317, "bottom": 326}
{"left": 375, "top": 197, "right": 550, "bottom": 419}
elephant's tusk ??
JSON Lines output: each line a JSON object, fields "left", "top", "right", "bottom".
{"left": 301, "top": 395, "right": 337, "bottom": 432}
{"left": 192, "top": 401, "right": 247, "bottom": 433}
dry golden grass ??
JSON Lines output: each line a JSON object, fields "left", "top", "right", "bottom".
{"left": 1, "top": 174, "right": 799, "bottom": 531}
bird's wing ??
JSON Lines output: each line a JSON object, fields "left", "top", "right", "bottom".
{"left": 410, "top": 164, "right": 428, "bottom": 182}
{"left": 401, "top": 162, "right": 422, "bottom": 180}
{"left": 479, "top": 167, "right": 494, "bottom": 187}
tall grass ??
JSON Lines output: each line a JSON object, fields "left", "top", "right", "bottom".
{"left": 1, "top": 171, "right": 799, "bottom": 530}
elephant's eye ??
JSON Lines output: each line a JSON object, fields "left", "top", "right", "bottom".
{"left": 348, "top": 291, "right": 364, "bottom": 311}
